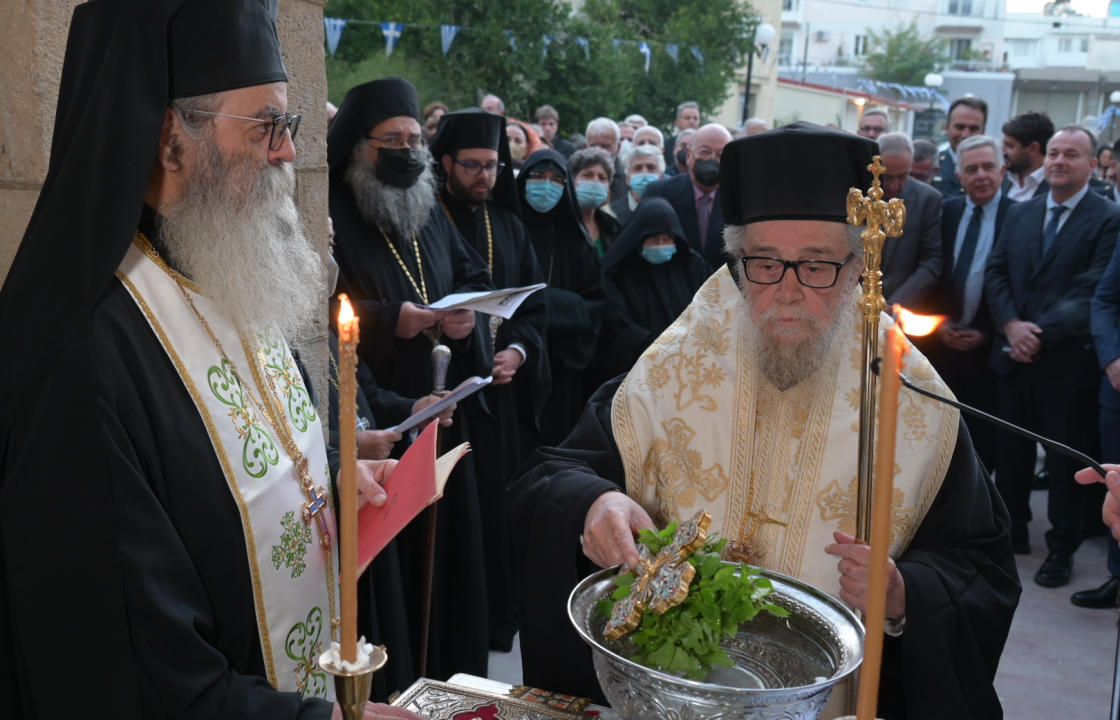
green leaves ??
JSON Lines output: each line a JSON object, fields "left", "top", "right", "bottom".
{"left": 600, "top": 532, "right": 788, "bottom": 680}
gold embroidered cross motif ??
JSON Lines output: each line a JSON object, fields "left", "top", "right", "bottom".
{"left": 603, "top": 510, "right": 711, "bottom": 642}
{"left": 728, "top": 476, "right": 788, "bottom": 565}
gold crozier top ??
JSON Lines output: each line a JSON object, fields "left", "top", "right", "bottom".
{"left": 846, "top": 155, "right": 907, "bottom": 321}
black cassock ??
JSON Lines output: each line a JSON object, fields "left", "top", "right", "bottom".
{"left": 331, "top": 195, "right": 494, "bottom": 682}
{"left": 508, "top": 377, "right": 1021, "bottom": 720}
{"left": 17, "top": 279, "right": 333, "bottom": 719}
{"left": 438, "top": 187, "right": 550, "bottom": 650}
{"left": 591, "top": 197, "right": 712, "bottom": 385}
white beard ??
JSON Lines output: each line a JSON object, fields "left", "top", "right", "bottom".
{"left": 159, "top": 143, "right": 325, "bottom": 344}
{"left": 741, "top": 282, "right": 855, "bottom": 391}
{"left": 344, "top": 145, "right": 437, "bottom": 238}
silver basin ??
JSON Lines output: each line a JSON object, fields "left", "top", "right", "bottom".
{"left": 568, "top": 564, "right": 864, "bottom": 720}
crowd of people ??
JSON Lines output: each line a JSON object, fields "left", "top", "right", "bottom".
{"left": 5, "top": 3, "right": 1120, "bottom": 719}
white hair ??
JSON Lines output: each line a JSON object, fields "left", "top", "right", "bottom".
{"left": 876, "top": 132, "right": 913, "bottom": 158}
{"left": 633, "top": 125, "right": 664, "bottom": 148}
{"left": 624, "top": 113, "right": 648, "bottom": 127}
{"left": 957, "top": 134, "right": 1000, "bottom": 158}
{"left": 585, "top": 116, "right": 620, "bottom": 144}
{"left": 623, "top": 143, "right": 666, "bottom": 174}
{"left": 744, "top": 117, "right": 770, "bottom": 133}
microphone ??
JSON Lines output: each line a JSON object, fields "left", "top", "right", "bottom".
{"left": 431, "top": 344, "right": 451, "bottom": 396}
{"left": 871, "top": 357, "right": 1106, "bottom": 477}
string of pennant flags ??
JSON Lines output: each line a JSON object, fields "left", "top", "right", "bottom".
{"left": 322, "top": 17, "right": 705, "bottom": 69}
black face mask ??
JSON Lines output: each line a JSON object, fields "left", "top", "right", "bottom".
{"left": 375, "top": 147, "right": 427, "bottom": 189}
{"left": 692, "top": 158, "right": 720, "bottom": 186}
{"left": 676, "top": 147, "right": 689, "bottom": 167}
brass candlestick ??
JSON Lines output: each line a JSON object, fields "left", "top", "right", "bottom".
{"left": 845, "top": 156, "right": 906, "bottom": 543}
{"left": 319, "top": 645, "right": 389, "bottom": 720}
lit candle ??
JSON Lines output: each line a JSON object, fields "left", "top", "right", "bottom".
{"left": 856, "top": 305, "right": 940, "bottom": 720}
{"left": 336, "top": 294, "right": 359, "bottom": 663}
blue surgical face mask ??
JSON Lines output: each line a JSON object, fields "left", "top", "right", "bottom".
{"left": 524, "top": 180, "right": 564, "bottom": 213}
{"left": 629, "top": 173, "right": 660, "bottom": 198}
{"left": 641, "top": 243, "right": 677, "bottom": 265}
{"left": 575, "top": 180, "right": 609, "bottom": 209}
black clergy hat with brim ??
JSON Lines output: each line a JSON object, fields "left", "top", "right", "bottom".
{"left": 429, "top": 108, "right": 521, "bottom": 218}
{"left": 719, "top": 121, "right": 876, "bottom": 225}
{"left": 169, "top": 0, "right": 287, "bottom": 98}
{"left": 328, "top": 77, "right": 420, "bottom": 180}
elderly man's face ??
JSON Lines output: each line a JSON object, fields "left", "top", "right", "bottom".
{"left": 741, "top": 220, "right": 854, "bottom": 348}
{"left": 634, "top": 127, "right": 662, "bottom": 149}
{"left": 189, "top": 82, "right": 295, "bottom": 184}
{"left": 956, "top": 144, "right": 1004, "bottom": 206}
{"left": 909, "top": 156, "right": 935, "bottom": 184}
{"left": 587, "top": 130, "right": 619, "bottom": 156}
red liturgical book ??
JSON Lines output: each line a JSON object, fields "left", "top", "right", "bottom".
{"left": 357, "top": 421, "right": 470, "bottom": 574}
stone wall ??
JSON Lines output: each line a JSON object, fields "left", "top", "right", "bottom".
{"left": 0, "top": 0, "right": 331, "bottom": 416}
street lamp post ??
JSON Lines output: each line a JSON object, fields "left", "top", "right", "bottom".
{"left": 742, "top": 22, "right": 777, "bottom": 126}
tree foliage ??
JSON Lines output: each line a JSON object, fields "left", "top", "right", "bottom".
{"left": 323, "top": 0, "right": 757, "bottom": 134}
{"left": 859, "top": 20, "right": 948, "bottom": 87}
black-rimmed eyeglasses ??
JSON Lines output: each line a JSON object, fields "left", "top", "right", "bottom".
{"left": 740, "top": 254, "right": 853, "bottom": 289}
{"left": 180, "top": 108, "right": 300, "bottom": 151}
{"left": 454, "top": 159, "right": 506, "bottom": 177}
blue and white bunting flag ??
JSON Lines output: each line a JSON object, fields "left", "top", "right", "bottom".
{"left": 691, "top": 46, "right": 704, "bottom": 64}
{"left": 542, "top": 34, "right": 553, "bottom": 58}
{"left": 665, "top": 43, "right": 680, "bottom": 63}
{"left": 576, "top": 36, "right": 590, "bottom": 61}
{"left": 440, "top": 25, "right": 460, "bottom": 56}
{"left": 381, "top": 22, "right": 403, "bottom": 56}
{"left": 323, "top": 17, "right": 347, "bottom": 57}
{"left": 638, "top": 41, "right": 651, "bottom": 73}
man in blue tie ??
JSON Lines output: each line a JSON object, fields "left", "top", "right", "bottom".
{"left": 917, "top": 135, "right": 1013, "bottom": 476}
{"left": 985, "top": 125, "right": 1120, "bottom": 587}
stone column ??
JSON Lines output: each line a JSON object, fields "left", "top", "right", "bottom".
{"left": 0, "top": 0, "right": 331, "bottom": 420}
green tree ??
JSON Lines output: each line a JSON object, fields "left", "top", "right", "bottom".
{"left": 859, "top": 20, "right": 948, "bottom": 87}
{"left": 322, "top": 0, "right": 756, "bottom": 134}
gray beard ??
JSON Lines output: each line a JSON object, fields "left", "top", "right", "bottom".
{"left": 742, "top": 285, "right": 855, "bottom": 391}
{"left": 159, "top": 143, "right": 325, "bottom": 344}
{"left": 344, "top": 147, "right": 437, "bottom": 237}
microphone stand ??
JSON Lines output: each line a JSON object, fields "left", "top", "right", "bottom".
{"left": 872, "top": 358, "right": 1116, "bottom": 720}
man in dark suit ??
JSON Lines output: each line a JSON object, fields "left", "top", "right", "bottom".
{"left": 984, "top": 125, "right": 1120, "bottom": 587}
{"left": 877, "top": 132, "right": 943, "bottom": 306}
{"left": 918, "top": 135, "right": 1013, "bottom": 473}
{"left": 1070, "top": 243, "right": 1120, "bottom": 607}
{"left": 644, "top": 122, "right": 733, "bottom": 269}
{"left": 933, "top": 97, "right": 988, "bottom": 197}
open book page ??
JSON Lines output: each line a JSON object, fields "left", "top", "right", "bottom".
{"left": 356, "top": 421, "right": 470, "bottom": 574}
{"left": 387, "top": 375, "right": 492, "bottom": 434}
{"left": 427, "top": 283, "right": 546, "bottom": 319}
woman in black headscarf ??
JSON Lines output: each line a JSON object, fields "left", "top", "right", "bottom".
{"left": 516, "top": 149, "right": 605, "bottom": 449}
{"left": 592, "top": 197, "right": 711, "bottom": 383}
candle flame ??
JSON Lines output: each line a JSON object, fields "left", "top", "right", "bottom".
{"left": 338, "top": 293, "right": 354, "bottom": 325}
{"left": 895, "top": 307, "right": 943, "bottom": 337}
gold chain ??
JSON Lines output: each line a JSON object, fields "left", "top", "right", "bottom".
{"left": 438, "top": 194, "right": 493, "bottom": 274}
{"left": 134, "top": 231, "right": 340, "bottom": 639}
{"left": 380, "top": 228, "right": 428, "bottom": 304}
